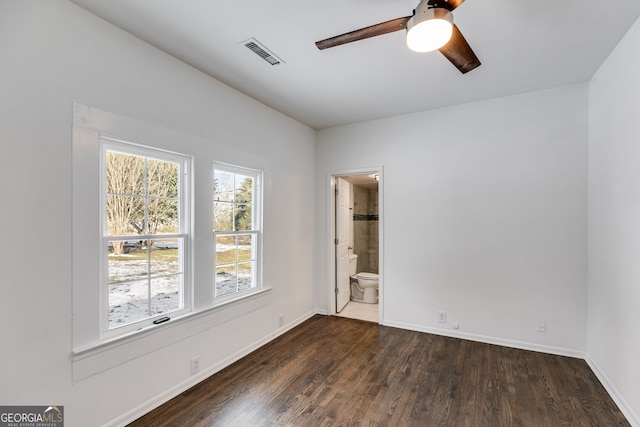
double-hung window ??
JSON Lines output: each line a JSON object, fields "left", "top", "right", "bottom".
{"left": 101, "top": 139, "right": 191, "bottom": 337}
{"left": 73, "top": 105, "right": 270, "bottom": 379}
{"left": 213, "top": 164, "right": 262, "bottom": 300}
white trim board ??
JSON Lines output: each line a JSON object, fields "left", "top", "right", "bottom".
{"left": 325, "top": 167, "right": 384, "bottom": 323}
{"left": 104, "top": 310, "right": 318, "bottom": 427}
{"left": 74, "top": 289, "right": 272, "bottom": 381}
{"left": 384, "top": 318, "right": 636, "bottom": 425}
{"left": 105, "top": 312, "right": 636, "bottom": 427}
{"left": 586, "top": 356, "right": 640, "bottom": 427}
{"left": 383, "top": 319, "right": 586, "bottom": 358}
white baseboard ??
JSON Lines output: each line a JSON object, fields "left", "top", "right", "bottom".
{"left": 382, "top": 319, "right": 586, "bottom": 359}
{"left": 585, "top": 355, "right": 640, "bottom": 427}
{"left": 383, "top": 319, "right": 638, "bottom": 426}
{"left": 104, "top": 310, "right": 318, "bottom": 427}
{"left": 105, "top": 312, "right": 637, "bottom": 427}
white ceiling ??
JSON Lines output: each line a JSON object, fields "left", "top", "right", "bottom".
{"left": 343, "top": 173, "right": 379, "bottom": 188}
{"left": 70, "top": 0, "right": 640, "bottom": 129}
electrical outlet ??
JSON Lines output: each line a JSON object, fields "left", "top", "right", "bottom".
{"left": 537, "top": 320, "right": 546, "bottom": 333}
{"left": 278, "top": 315, "right": 284, "bottom": 327}
{"left": 190, "top": 356, "right": 200, "bottom": 375}
{"left": 438, "top": 311, "right": 447, "bottom": 323}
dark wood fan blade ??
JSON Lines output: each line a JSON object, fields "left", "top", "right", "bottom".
{"left": 315, "top": 16, "right": 412, "bottom": 50}
{"left": 427, "top": 0, "right": 465, "bottom": 11}
{"left": 438, "top": 24, "right": 480, "bottom": 74}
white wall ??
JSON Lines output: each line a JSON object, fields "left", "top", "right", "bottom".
{"left": 3, "top": 0, "right": 636, "bottom": 425}
{"left": 0, "top": 1, "right": 315, "bottom": 426}
{"left": 588, "top": 15, "right": 640, "bottom": 425}
{"left": 316, "top": 84, "right": 588, "bottom": 354}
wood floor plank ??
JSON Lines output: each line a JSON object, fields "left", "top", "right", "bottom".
{"left": 128, "top": 316, "right": 630, "bottom": 427}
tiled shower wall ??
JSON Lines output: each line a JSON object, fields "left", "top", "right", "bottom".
{"left": 353, "top": 184, "right": 379, "bottom": 274}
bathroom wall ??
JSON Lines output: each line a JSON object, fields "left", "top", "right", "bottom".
{"left": 353, "top": 184, "right": 379, "bottom": 274}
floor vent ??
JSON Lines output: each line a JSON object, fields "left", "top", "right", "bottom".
{"left": 242, "top": 38, "right": 284, "bottom": 66}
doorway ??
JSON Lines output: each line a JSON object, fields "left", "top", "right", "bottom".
{"left": 331, "top": 170, "right": 382, "bottom": 323}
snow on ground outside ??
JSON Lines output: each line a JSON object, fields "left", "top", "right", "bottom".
{"left": 108, "top": 244, "right": 252, "bottom": 328}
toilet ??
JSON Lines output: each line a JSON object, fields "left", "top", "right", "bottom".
{"left": 348, "top": 254, "right": 379, "bottom": 304}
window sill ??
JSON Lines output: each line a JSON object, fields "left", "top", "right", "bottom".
{"left": 72, "top": 287, "right": 271, "bottom": 382}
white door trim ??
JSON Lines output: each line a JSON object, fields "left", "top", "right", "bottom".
{"left": 326, "top": 167, "right": 384, "bottom": 324}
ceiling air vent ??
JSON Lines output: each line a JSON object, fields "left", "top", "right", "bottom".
{"left": 242, "top": 38, "right": 284, "bottom": 66}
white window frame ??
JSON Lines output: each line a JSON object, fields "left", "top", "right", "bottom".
{"left": 213, "top": 163, "right": 263, "bottom": 302}
{"left": 99, "top": 139, "right": 192, "bottom": 339}
{"left": 72, "top": 104, "right": 272, "bottom": 380}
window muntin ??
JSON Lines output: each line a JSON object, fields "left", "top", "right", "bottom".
{"left": 213, "top": 166, "right": 261, "bottom": 299}
{"left": 102, "top": 140, "right": 190, "bottom": 335}
{"left": 72, "top": 105, "right": 274, "bottom": 373}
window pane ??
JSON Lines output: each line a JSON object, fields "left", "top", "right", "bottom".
{"left": 237, "top": 234, "right": 254, "bottom": 262}
{"left": 237, "top": 261, "right": 254, "bottom": 291}
{"left": 235, "top": 175, "right": 252, "bottom": 204}
{"left": 214, "top": 170, "right": 234, "bottom": 202}
{"left": 150, "top": 276, "right": 181, "bottom": 316}
{"left": 98, "top": 141, "right": 191, "bottom": 338}
{"left": 106, "top": 151, "right": 145, "bottom": 196}
{"left": 147, "top": 158, "right": 178, "bottom": 198}
{"left": 106, "top": 195, "right": 145, "bottom": 236}
{"left": 109, "top": 280, "right": 149, "bottom": 328}
{"left": 150, "top": 239, "right": 180, "bottom": 276}
{"left": 212, "top": 166, "right": 260, "bottom": 300}
{"left": 215, "top": 235, "right": 236, "bottom": 265}
{"left": 107, "top": 237, "right": 184, "bottom": 328}
{"left": 214, "top": 202, "right": 233, "bottom": 231}
{"left": 108, "top": 241, "right": 149, "bottom": 283}
{"left": 148, "top": 199, "right": 178, "bottom": 234}
{"left": 234, "top": 204, "right": 252, "bottom": 231}
{"left": 216, "top": 265, "right": 237, "bottom": 297}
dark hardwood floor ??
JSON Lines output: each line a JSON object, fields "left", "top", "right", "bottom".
{"left": 128, "top": 315, "right": 629, "bottom": 426}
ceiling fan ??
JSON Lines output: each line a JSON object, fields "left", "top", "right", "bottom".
{"left": 315, "top": 0, "right": 480, "bottom": 74}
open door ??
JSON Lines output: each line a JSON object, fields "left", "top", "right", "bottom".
{"left": 335, "top": 177, "right": 351, "bottom": 312}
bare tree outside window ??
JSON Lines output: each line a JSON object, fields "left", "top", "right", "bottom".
{"left": 105, "top": 151, "right": 178, "bottom": 254}
{"left": 105, "top": 151, "right": 144, "bottom": 254}
{"left": 105, "top": 148, "right": 184, "bottom": 329}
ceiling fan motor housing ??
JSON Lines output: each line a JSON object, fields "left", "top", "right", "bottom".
{"left": 406, "top": 2, "right": 454, "bottom": 52}
{"left": 414, "top": 0, "right": 455, "bottom": 21}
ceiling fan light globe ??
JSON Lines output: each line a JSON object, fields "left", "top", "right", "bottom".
{"left": 406, "top": 7, "right": 453, "bottom": 53}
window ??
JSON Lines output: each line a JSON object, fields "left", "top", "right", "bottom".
{"left": 213, "top": 164, "right": 262, "bottom": 299}
{"left": 101, "top": 139, "right": 191, "bottom": 337}
{"left": 73, "top": 105, "right": 271, "bottom": 377}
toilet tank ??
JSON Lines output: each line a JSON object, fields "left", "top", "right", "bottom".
{"left": 348, "top": 254, "right": 358, "bottom": 276}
